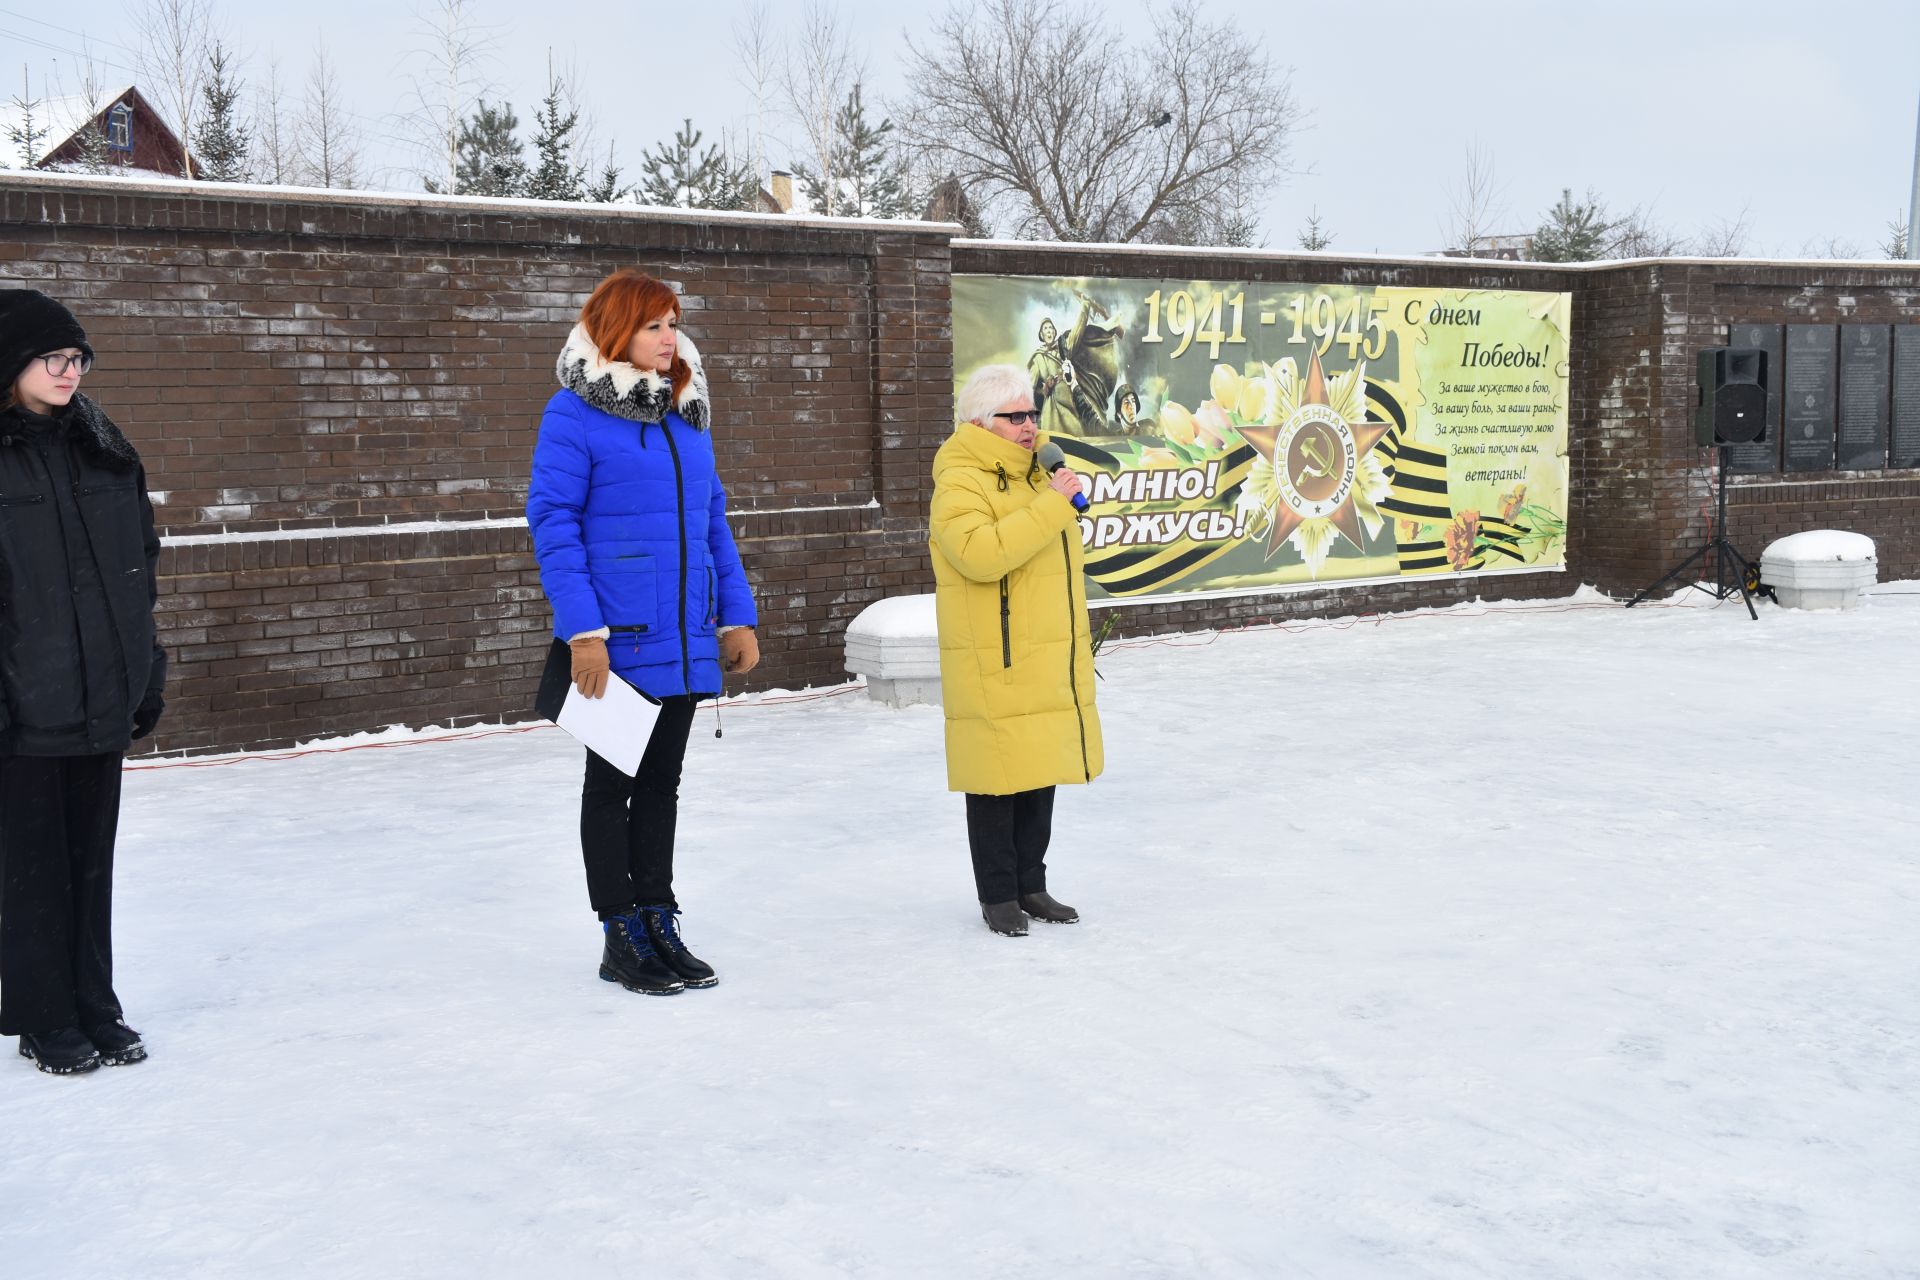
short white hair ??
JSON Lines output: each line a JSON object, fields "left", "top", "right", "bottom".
{"left": 955, "top": 364, "right": 1034, "bottom": 428}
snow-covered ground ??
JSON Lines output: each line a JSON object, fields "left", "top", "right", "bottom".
{"left": 4, "top": 588, "right": 1917, "bottom": 1278}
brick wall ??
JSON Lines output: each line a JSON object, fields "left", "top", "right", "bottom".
{"left": 1662, "top": 263, "right": 1920, "bottom": 581}
{"left": 4, "top": 171, "right": 1919, "bottom": 756}
{"left": 0, "top": 174, "right": 952, "bottom": 754}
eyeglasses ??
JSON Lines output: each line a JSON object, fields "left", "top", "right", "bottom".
{"left": 37, "top": 353, "right": 93, "bottom": 376}
{"left": 992, "top": 410, "right": 1040, "bottom": 426}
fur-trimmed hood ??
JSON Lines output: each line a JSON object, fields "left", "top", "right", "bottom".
{"left": 1, "top": 392, "right": 141, "bottom": 473}
{"left": 555, "top": 323, "right": 710, "bottom": 430}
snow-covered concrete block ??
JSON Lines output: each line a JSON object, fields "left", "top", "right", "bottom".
{"left": 1760, "top": 529, "right": 1877, "bottom": 611}
{"left": 845, "top": 594, "right": 941, "bottom": 707}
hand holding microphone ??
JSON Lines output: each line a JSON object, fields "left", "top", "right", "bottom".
{"left": 1036, "top": 442, "right": 1089, "bottom": 512}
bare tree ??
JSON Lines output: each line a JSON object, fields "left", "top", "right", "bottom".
{"left": 404, "top": 0, "right": 496, "bottom": 193}
{"left": 136, "top": 0, "right": 214, "bottom": 178}
{"left": 780, "top": 1, "right": 862, "bottom": 216}
{"left": 251, "top": 59, "right": 297, "bottom": 184}
{"left": 1687, "top": 205, "right": 1751, "bottom": 258}
{"left": 296, "top": 43, "right": 363, "bottom": 188}
{"left": 1607, "top": 203, "right": 1686, "bottom": 258}
{"left": 1801, "top": 235, "right": 1866, "bottom": 260}
{"left": 730, "top": 0, "right": 777, "bottom": 190}
{"left": 1440, "top": 144, "right": 1504, "bottom": 255}
{"left": 898, "top": 0, "right": 1300, "bottom": 243}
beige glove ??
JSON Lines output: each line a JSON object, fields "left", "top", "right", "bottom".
{"left": 720, "top": 627, "right": 760, "bottom": 675}
{"left": 570, "top": 636, "right": 611, "bottom": 698}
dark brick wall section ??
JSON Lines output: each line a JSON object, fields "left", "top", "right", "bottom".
{"left": 4, "top": 172, "right": 1920, "bottom": 755}
{"left": 1664, "top": 264, "right": 1920, "bottom": 582}
{"left": 0, "top": 175, "right": 957, "bottom": 754}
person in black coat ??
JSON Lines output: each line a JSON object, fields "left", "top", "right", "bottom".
{"left": 0, "top": 290, "right": 165, "bottom": 1075}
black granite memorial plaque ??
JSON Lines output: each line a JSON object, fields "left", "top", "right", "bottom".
{"left": 1783, "top": 324, "right": 1838, "bottom": 473}
{"left": 1892, "top": 326, "right": 1920, "bottom": 468}
{"left": 1725, "top": 323, "right": 1781, "bottom": 473}
{"left": 1836, "top": 325, "right": 1891, "bottom": 470}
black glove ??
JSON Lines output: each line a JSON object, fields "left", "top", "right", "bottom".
{"left": 131, "top": 696, "right": 165, "bottom": 741}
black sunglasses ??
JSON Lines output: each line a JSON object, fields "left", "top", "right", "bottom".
{"left": 992, "top": 410, "right": 1040, "bottom": 426}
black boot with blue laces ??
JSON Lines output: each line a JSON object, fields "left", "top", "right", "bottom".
{"left": 641, "top": 905, "right": 718, "bottom": 988}
{"left": 600, "top": 907, "right": 685, "bottom": 996}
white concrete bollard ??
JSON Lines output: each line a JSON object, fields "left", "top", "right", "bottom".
{"left": 844, "top": 594, "right": 942, "bottom": 707}
{"left": 1759, "top": 530, "right": 1878, "bottom": 611}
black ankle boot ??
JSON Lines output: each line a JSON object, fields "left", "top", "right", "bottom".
{"left": 18, "top": 1028, "right": 102, "bottom": 1075}
{"left": 1019, "top": 891, "right": 1079, "bottom": 923}
{"left": 599, "top": 911, "right": 685, "bottom": 996}
{"left": 981, "top": 900, "right": 1028, "bottom": 936}
{"left": 641, "top": 905, "right": 718, "bottom": 988}
{"left": 83, "top": 1019, "right": 147, "bottom": 1066}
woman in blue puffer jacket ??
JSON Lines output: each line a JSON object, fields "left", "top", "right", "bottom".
{"left": 527, "top": 269, "right": 758, "bottom": 997}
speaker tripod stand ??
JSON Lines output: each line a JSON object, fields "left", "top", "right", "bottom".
{"left": 1626, "top": 444, "right": 1759, "bottom": 620}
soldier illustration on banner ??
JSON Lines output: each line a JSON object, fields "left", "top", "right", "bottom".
{"left": 953, "top": 274, "right": 1573, "bottom": 602}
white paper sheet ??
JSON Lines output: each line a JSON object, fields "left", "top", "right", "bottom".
{"left": 554, "top": 674, "right": 659, "bottom": 776}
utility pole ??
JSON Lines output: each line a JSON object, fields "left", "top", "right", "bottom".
{"left": 1909, "top": 91, "right": 1920, "bottom": 259}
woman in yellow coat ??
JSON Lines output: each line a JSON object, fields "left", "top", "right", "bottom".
{"left": 930, "top": 364, "right": 1104, "bottom": 936}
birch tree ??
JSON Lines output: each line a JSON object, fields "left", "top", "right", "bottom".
{"left": 136, "top": 0, "right": 214, "bottom": 177}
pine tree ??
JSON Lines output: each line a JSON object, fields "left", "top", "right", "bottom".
{"left": 525, "top": 73, "right": 586, "bottom": 202}
{"left": 6, "top": 69, "right": 47, "bottom": 168}
{"left": 1882, "top": 213, "right": 1910, "bottom": 260}
{"left": 193, "top": 42, "right": 252, "bottom": 182}
{"left": 1296, "top": 208, "right": 1334, "bottom": 251}
{"left": 638, "top": 119, "right": 756, "bottom": 211}
{"left": 794, "top": 84, "right": 909, "bottom": 218}
{"left": 587, "top": 154, "right": 627, "bottom": 203}
{"left": 837, "top": 84, "right": 907, "bottom": 217}
{"left": 442, "top": 100, "right": 526, "bottom": 196}
{"left": 1530, "top": 188, "right": 1612, "bottom": 262}
{"left": 69, "top": 102, "right": 114, "bottom": 175}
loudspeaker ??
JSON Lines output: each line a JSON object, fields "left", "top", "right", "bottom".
{"left": 1695, "top": 347, "right": 1768, "bottom": 445}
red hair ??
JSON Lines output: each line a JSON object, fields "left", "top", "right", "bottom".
{"left": 578, "top": 269, "right": 692, "bottom": 402}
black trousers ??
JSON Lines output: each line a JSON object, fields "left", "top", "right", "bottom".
{"left": 580, "top": 695, "right": 697, "bottom": 917}
{"left": 964, "top": 787, "right": 1055, "bottom": 904}
{"left": 0, "top": 753, "right": 126, "bottom": 1036}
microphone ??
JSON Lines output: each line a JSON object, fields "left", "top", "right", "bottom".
{"left": 1035, "top": 442, "right": 1089, "bottom": 512}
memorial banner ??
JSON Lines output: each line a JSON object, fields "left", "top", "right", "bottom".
{"left": 954, "top": 273, "right": 1573, "bottom": 601}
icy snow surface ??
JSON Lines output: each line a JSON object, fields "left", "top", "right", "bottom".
{"left": 4, "top": 590, "right": 1918, "bottom": 1278}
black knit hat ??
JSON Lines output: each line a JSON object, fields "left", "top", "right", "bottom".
{"left": 0, "top": 289, "right": 94, "bottom": 389}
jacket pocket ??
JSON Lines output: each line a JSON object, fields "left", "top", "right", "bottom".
{"left": 586, "top": 547, "right": 658, "bottom": 630}
{"left": 999, "top": 575, "right": 1012, "bottom": 669}
{"left": 0, "top": 493, "right": 46, "bottom": 507}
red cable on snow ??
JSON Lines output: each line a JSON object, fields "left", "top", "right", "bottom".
{"left": 129, "top": 596, "right": 1722, "bottom": 772}
{"left": 124, "top": 683, "right": 871, "bottom": 772}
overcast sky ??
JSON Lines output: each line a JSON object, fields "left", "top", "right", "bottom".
{"left": 9, "top": 0, "right": 1920, "bottom": 257}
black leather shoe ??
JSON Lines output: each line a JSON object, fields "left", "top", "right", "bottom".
{"left": 18, "top": 1028, "right": 102, "bottom": 1075}
{"left": 1019, "top": 891, "right": 1079, "bottom": 924}
{"left": 599, "top": 914, "right": 685, "bottom": 996}
{"left": 981, "top": 900, "right": 1028, "bottom": 936}
{"left": 84, "top": 1020, "right": 147, "bottom": 1066}
{"left": 641, "top": 906, "right": 718, "bottom": 988}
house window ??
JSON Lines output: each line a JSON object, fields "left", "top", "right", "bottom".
{"left": 107, "top": 104, "right": 132, "bottom": 152}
